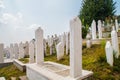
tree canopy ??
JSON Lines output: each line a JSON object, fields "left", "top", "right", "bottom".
{"left": 79, "top": 0, "right": 116, "bottom": 26}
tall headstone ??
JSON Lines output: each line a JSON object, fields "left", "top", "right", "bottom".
{"left": 19, "top": 42, "right": 25, "bottom": 59}
{"left": 47, "top": 36, "right": 53, "bottom": 55}
{"left": 98, "top": 20, "right": 102, "bottom": 39}
{"left": 0, "top": 44, "right": 4, "bottom": 63}
{"left": 35, "top": 27, "right": 44, "bottom": 64}
{"left": 111, "top": 26, "right": 119, "bottom": 58}
{"left": 105, "top": 41, "right": 113, "bottom": 66}
{"left": 66, "top": 32, "right": 69, "bottom": 55}
{"left": 70, "top": 17, "right": 82, "bottom": 78}
{"left": 63, "top": 32, "right": 66, "bottom": 46}
{"left": 14, "top": 43, "right": 19, "bottom": 59}
{"left": 115, "top": 19, "right": 119, "bottom": 32}
{"left": 10, "top": 44, "right": 14, "bottom": 59}
{"left": 91, "top": 20, "right": 96, "bottom": 40}
{"left": 56, "top": 35, "right": 64, "bottom": 60}
{"left": 43, "top": 39, "right": 47, "bottom": 55}
{"left": 24, "top": 41, "right": 29, "bottom": 56}
{"left": 5, "top": 46, "right": 10, "bottom": 58}
{"left": 29, "top": 41, "right": 35, "bottom": 63}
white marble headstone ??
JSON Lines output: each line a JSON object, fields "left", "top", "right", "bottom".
{"left": 14, "top": 43, "right": 19, "bottom": 59}
{"left": 0, "top": 44, "right": 4, "bottom": 63}
{"left": 115, "top": 19, "right": 119, "bottom": 32}
{"left": 91, "top": 20, "right": 97, "bottom": 40}
{"left": 56, "top": 35, "right": 64, "bottom": 60}
{"left": 70, "top": 17, "right": 82, "bottom": 78}
{"left": 10, "top": 44, "right": 14, "bottom": 59}
{"left": 29, "top": 41, "right": 35, "bottom": 63}
{"left": 98, "top": 20, "right": 102, "bottom": 39}
{"left": 105, "top": 41, "right": 113, "bottom": 66}
{"left": 66, "top": 32, "right": 69, "bottom": 55}
{"left": 35, "top": 27, "right": 44, "bottom": 64}
{"left": 111, "top": 26, "right": 119, "bottom": 58}
{"left": 19, "top": 42, "right": 25, "bottom": 59}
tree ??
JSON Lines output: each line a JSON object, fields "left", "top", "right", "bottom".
{"left": 79, "top": 0, "right": 116, "bottom": 26}
{"left": 79, "top": 0, "right": 116, "bottom": 38}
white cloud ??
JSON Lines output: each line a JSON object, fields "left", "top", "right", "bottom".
{"left": 28, "top": 24, "right": 40, "bottom": 30}
{"left": 0, "top": 12, "right": 24, "bottom": 29}
{"left": 0, "top": 0, "right": 5, "bottom": 8}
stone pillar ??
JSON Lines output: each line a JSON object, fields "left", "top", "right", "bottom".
{"left": 115, "top": 19, "right": 119, "bottom": 32}
{"left": 24, "top": 41, "right": 29, "bottom": 56}
{"left": 14, "top": 43, "right": 19, "bottom": 59}
{"left": 19, "top": 42, "right": 25, "bottom": 59}
{"left": 48, "top": 36, "right": 53, "bottom": 55}
{"left": 66, "top": 32, "right": 69, "bottom": 55}
{"left": 56, "top": 35, "right": 64, "bottom": 60}
{"left": 0, "top": 44, "right": 4, "bottom": 63}
{"left": 70, "top": 17, "right": 82, "bottom": 78}
{"left": 10, "top": 44, "right": 14, "bottom": 59}
{"left": 63, "top": 32, "right": 66, "bottom": 47}
{"left": 111, "top": 26, "right": 119, "bottom": 58}
{"left": 35, "top": 27, "right": 44, "bottom": 64}
{"left": 29, "top": 41, "right": 35, "bottom": 63}
{"left": 105, "top": 41, "right": 113, "bottom": 66}
{"left": 98, "top": 20, "right": 102, "bottom": 39}
{"left": 43, "top": 39, "right": 47, "bottom": 55}
{"left": 91, "top": 20, "right": 96, "bottom": 40}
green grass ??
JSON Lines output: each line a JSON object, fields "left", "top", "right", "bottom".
{"left": 0, "top": 65, "right": 26, "bottom": 80}
{"left": 19, "top": 58, "right": 29, "bottom": 64}
{"left": 1, "top": 44, "right": 120, "bottom": 79}
{"left": 45, "top": 44, "right": 120, "bottom": 80}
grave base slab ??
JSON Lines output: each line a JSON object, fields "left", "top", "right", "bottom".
{"left": 27, "top": 61, "right": 93, "bottom": 80}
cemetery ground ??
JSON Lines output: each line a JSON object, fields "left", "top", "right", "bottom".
{"left": 0, "top": 43, "right": 120, "bottom": 80}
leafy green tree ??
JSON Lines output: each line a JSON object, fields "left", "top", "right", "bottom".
{"left": 79, "top": 0, "right": 116, "bottom": 26}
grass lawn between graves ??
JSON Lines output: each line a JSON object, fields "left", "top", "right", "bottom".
{"left": 0, "top": 44, "right": 120, "bottom": 80}
{"left": 0, "top": 65, "right": 26, "bottom": 80}
{"left": 45, "top": 44, "right": 120, "bottom": 80}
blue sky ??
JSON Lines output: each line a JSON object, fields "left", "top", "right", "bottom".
{"left": 0, "top": 0, "right": 120, "bottom": 46}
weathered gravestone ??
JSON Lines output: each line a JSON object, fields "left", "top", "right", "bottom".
{"left": 111, "top": 26, "right": 119, "bottom": 58}
{"left": 35, "top": 27, "right": 44, "bottom": 64}
{"left": 105, "top": 41, "right": 113, "bottom": 66}
{"left": 0, "top": 44, "right": 4, "bottom": 63}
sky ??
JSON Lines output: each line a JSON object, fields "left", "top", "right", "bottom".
{"left": 0, "top": 0, "right": 120, "bottom": 47}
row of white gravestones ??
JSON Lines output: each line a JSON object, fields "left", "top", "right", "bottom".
{"left": 91, "top": 20, "right": 103, "bottom": 40}
{"left": 91, "top": 19, "right": 119, "bottom": 40}
{"left": 105, "top": 26, "right": 120, "bottom": 66}
{"left": 56, "top": 35, "right": 64, "bottom": 60}
{"left": 6, "top": 42, "right": 29, "bottom": 59}
{"left": 31, "top": 17, "right": 82, "bottom": 78}
{"left": 47, "top": 36, "right": 53, "bottom": 55}
{"left": 56, "top": 32, "right": 70, "bottom": 60}
{"left": 0, "top": 44, "right": 4, "bottom": 63}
